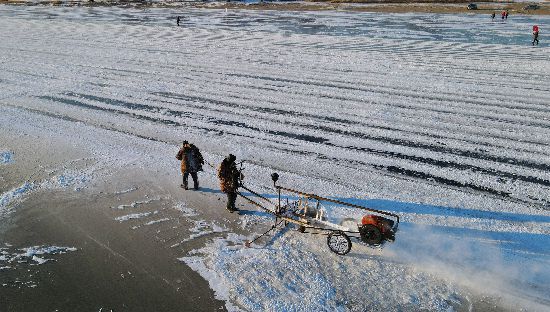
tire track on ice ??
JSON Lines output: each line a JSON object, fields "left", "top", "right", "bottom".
{"left": 29, "top": 94, "right": 550, "bottom": 207}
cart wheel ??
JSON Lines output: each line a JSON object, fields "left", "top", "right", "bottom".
{"left": 327, "top": 231, "right": 352, "bottom": 255}
{"left": 359, "top": 224, "right": 382, "bottom": 245}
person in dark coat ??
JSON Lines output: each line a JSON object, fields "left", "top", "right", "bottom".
{"left": 491, "top": 12, "right": 495, "bottom": 20}
{"left": 177, "top": 16, "right": 180, "bottom": 26}
{"left": 217, "top": 154, "right": 240, "bottom": 212}
{"left": 189, "top": 144, "right": 204, "bottom": 172}
{"left": 176, "top": 141, "right": 201, "bottom": 190}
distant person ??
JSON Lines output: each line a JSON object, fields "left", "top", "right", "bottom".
{"left": 533, "top": 25, "right": 539, "bottom": 46}
{"left": 505, "top": 10, "right": 509, "bottom": 19}
{"left": 218, "top": 154, "right": 241, "bottom": 212}
{"left": 176, "top": 141, "right": 201, "bottom": 190}
{"left": 177, "top": 16, "right": 180, "bottom": 26}
{"left": 501, "top": 11, "right": 506, "bottom": 20}
{"left": 491, "top": 12, "right": 495, "bottom": 20}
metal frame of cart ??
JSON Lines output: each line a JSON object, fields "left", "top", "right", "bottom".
{"left": 237, "top": 172, "right": 400, "bottom": 255}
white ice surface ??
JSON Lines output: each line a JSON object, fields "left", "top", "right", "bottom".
{"left": 1, "top": 5, "right": 550, "bottom": 311}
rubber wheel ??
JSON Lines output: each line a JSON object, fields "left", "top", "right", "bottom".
{"left": 359, "top": 224, "right": 382, "bottom": 245}
{"left": 327, "top": 231, "right": 352, "bottom": 255}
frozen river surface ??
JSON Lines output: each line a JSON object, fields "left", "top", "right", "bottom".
{"left": 1, "top": 5, "right": 550, "bottom": 311}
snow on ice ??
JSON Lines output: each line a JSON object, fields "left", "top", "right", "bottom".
{"left": 144, "top": 218, "right": 170, "bottom": 226}
{"left": 113, "top": 197, "right": 160, "bottom": 210}
{"left": 0, "top": 168, "right": 95, "bottom": 220}
{"left": 0, "top": 245, "right": 77, "bottom": 268}
{"left": 172, "top": 219, "right": 228, "bottom": 247}
{"left": 180, "top": 232, "right": 460, "bottom": 311}
{"left": 114, "top": 186, "right": 138, "bottom": 195}
{"left": 174, "top": 202, "right": 198, "bottom": 217}
{"left": 0, "top": 245, "right": 77, "bottom": 288}
{"left": 0, "top": 183, "right": 34, "bottom": 219}
{"left": 115, "top": 211, "right": 158, "bottom": 222}
{"left": 0, "top": 151, "right": 14, "bottom": 164}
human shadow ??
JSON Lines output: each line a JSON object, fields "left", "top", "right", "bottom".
{"left": 197, "top": 187, "right": 223, "bottom": 195}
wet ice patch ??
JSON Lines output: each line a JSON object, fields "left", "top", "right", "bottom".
{"left": 0, "top": 151, "right": 14, "bottom": 164}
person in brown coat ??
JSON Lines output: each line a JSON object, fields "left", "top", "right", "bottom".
{"left": 176, "top": 141, "right": 201, "bottom": 190}
{"left": 217, "top": 154, "right": 240, "bottom": 212}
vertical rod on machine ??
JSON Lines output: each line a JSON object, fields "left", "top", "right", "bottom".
{"left": 277, "top": 188, "right": 281, "bottom": 214}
